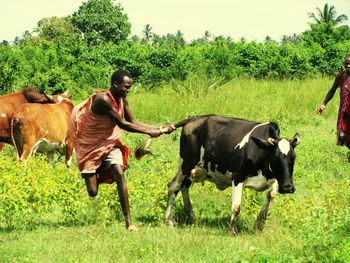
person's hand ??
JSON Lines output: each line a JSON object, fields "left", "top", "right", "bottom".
{"left": 159, "top": 124, "right": 176, "bottom": 134}
{"left": 148, "top": 128, "right": 161, "bottom": 138}
{"left": 316, "top": 104, "right": 326, "bottom": 115}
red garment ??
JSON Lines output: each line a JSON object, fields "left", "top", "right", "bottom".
{"left": 336, "top": 72, "right": 350, "bottom": 148}
{"left": 69, "top": 90, "right": 129, "bottom": 174}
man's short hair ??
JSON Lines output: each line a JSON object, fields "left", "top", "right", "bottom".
{"left": 111, "top": 69, "right": 132, "bottom": 85}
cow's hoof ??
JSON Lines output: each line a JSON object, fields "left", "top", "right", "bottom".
{"left": 166, "top": 220, "right": 177, "bottom": 227}
{"left": 127, "top": 225, "right": 139, "bottom": 232}
{"left": 228, "top": 227, "right": 238, "bottom": 236}
{"left": 253, "top": 221, "right": 264, "bottom": 231}
{"left": 187, "top": 217, "right": 195, "bottom": 225}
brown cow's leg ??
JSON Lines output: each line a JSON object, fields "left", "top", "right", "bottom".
{"left": 64, "top": 134, "right": 74, "bottom": 168}
{"left": 19, "top": 137, "right": 36, "bottom": 162}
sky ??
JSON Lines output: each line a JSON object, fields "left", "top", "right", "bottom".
{"left": 1, "top": 0, "right": 350, "bottom": 43}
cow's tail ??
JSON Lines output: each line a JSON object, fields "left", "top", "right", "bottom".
{"left": 10, "top": 116, "right": 23, "bottom": 160}
{"left": 134, "top": 117, "right": 196, "bottom": 160}
{"left": 173, "top": 117, "right": 195, "bottom": 128}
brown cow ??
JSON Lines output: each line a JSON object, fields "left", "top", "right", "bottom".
{"left": 11, "top": 97, "right": 74, "bottom": 167}
{"left": 0, "top": 88, "right": 70, "bottom": 150}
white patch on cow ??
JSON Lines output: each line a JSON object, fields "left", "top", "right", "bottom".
{"left": 278, "top": 139, "right": 290, "bottom": 156}
{"left": 57, "top": 96, "right": 63, "bottom": 103}
{"left": 232, "top": 182, "right": 243, "bottom": 214}
{"left": 235, "top": 122, "right": 270, "bottom": 149}
{"left": 243, "top": 172, "right": 276, "bottom": 192}
{"left": 66, "top": 156, "right": 73, "bottom": 168}
{"left": 269, "top": 180, "right": 278, "bottom": 199}
{"left": 196, "top": 163, "right": 233, "bottom": 190}
{"left": 0, "top": 113, "right": 6, "bottom": 118}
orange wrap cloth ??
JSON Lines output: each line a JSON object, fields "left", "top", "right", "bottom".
{"left": 69, "top": 91, "right": 129, "bottom": 174}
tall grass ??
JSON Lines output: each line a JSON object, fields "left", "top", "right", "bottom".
{"left": 1, "top": 77, "right": 350, "bottom": 262}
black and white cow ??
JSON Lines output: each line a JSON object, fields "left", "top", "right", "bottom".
{"left": 166, "top": 115, "right": 300, "bottom": 234}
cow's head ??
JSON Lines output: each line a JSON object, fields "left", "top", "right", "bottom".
{"left": 251, "top": 133, "right": 300, "bottom": 194}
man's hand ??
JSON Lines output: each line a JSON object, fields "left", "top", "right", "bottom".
{"left": 148, "top": 128, "right": 161, "bottom": 138}
{"left": 160, "top": 124, "right": 176, "bottom": 134}
{"left": 316, "top": 104, "right": 326, "bottom": 115}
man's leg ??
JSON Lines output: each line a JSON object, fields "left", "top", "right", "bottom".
{"left": 83, "top": 173, "right": 99, "bottom": 197}
{"left": 110, "top": 164, "right": 137, "bottom": 231}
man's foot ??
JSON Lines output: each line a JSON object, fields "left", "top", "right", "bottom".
{"left": 127, "top": 225, "right": 138, "bottom": 232}
{"left": 339, "top": 132, "right": 346, "bottom": 146}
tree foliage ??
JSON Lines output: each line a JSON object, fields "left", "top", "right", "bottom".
{"left": 71, "top": 0, "right": 131, "bottom": 46}
{"left": 308, "top": 3, "right": 348, "bottom": 26}
{"left": 0, "top": 3, "right": 350, "bottom": 97}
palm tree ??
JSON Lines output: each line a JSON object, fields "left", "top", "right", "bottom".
{"left": 142, "top": 24, "right": 153, "bottom": 44}
{"left": 174, "top": 30, "right": 185, "bottom": 46}
{"left": 308, "top": 3, "right": 348, "bottom": 26}
{"left": 203, "top": 30, "right": 212, "bottom": 42}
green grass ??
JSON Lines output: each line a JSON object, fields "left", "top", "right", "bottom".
{"left": 1, "top": 77, "right": 350, "bottom": 262}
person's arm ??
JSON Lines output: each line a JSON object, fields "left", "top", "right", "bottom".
{"left": 317, "top": 76, "right": 339, "bottom": 115}
{"left": 91, "top": 93, "right": 161, "bottom": 137}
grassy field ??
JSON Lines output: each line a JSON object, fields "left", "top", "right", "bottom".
{"left": 1, "top": 77, "right": 350, "bottom": 262}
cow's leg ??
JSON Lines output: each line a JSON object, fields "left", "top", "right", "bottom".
{"left": 181, "top": 178, "right": 194, "bottom": 224}
{"left": 230, "top": 181, "right": 243, "bottom": 235}
{"left": 165, "top": 164, "right": 185, "bottom": 227}
{"left": 166, "top": 132, "right": 199, "bottom": 226}
{"left": 64, "top": 135, "right": 74, "bottom": 168}
{"left": 0, "top": 142, "right": 4, "bottom": 151}
{"left": 254, "top": 180, "right": 278, "bottom": 231}
{"left": 47, "top": 151, "right": 54, "bottom": 165}
{"left": 20, "top": 136, "right": 39, "bottom": 162}
{"left": 11, "top": 123, "right": 22, "bottom": 160}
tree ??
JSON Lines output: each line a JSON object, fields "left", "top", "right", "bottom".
{"left": 280, "top": 34, "right": 302, "bottom": 45}
{"left": 308, "top": 3, "right": 348, "bottom": 26}
{"left": 142, "top": 24, "right": 153, "bottom": 44}
{"left": 174, "top": 30, "right": 186, "bottom": 46}
{"left": 35, "top": 17, "right": 78, "bottom": 42}
{"left": 203, "top": 30, "right": 212, "bottom": 42}
{"left": 71, "top": 0, "right": 131, "bottom": 46}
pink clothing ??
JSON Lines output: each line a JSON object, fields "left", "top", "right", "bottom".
{"left": 69, "top": 92, "right": 125, "bottom": 173}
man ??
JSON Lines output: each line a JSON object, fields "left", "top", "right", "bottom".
{"left": 69, "top": 69, "right": 175, "bottom": 231}
{"left": 317, "top": 54, "right": 350, "bottom": 153}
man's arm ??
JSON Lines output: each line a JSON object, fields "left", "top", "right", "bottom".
{"left": 317, "top": 76, "right": 339, "bottom": 115}
{"left": 91, "top": 93, "right": 161, "bottom": 137}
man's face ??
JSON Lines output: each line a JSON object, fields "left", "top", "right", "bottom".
{"left": 344, "top": 57, "right": 350, "bottom": 73}
{"left": 114, "top": 76, "right": 133, "bottom": 98}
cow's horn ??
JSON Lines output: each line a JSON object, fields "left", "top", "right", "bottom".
{"left": 267, "top": 138, "right": 276, "bottom": 145}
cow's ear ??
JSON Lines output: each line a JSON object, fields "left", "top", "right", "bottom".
{"left": 251, "top": 136, "right": 276, "bottom": 149}
{"left": 290, "top": 133, "right": 301, "bottom": 148}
